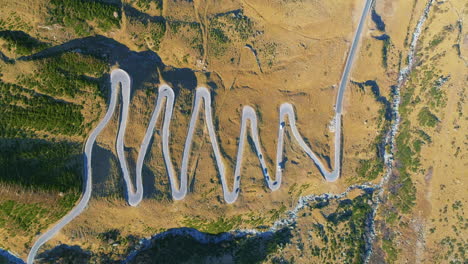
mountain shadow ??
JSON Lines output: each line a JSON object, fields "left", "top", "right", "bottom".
{"left": 18, "top": 35, "right": 198, "bottom": 96}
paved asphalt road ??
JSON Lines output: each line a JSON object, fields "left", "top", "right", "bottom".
{"left": 335, "top": 0, "right": 374, "bottom": 114}
{"left": 27, "top": 0, "right": 372, "bottom": 262}
{"left": 27, "top": 69, "right": 125, "bottom": 264}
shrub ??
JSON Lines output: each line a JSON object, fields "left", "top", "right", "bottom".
{"left": 418, "top": 107, "right": 439, "bottom": 127}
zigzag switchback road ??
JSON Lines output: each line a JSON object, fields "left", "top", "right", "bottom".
{"left": 27, "top": 0, "right": 373, "bottom": 262}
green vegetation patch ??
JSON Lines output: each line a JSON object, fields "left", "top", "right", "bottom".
{"left": 399, "top": 85, "right": 415, "bottom": 116}
{"left": 0, "top": 200, "right": 48, "bottom": 232}
{"left": 221, "top": 12, "right": 254, "bottom": 41}
{"left": 382, "top": 38, "right": 391, "bottom": 68}
{"left": 210, "top": 27, "right": 230, "bottom": 44}
{"left": 428, "top": 35, "right": 443, "bottom": 48}
{"left": 128, "top": 228, "right": 292, "bottom": 264}
{"left": 50, "top": 52, "right": 107, "bottom": 76}
{"left": 388, "top": 64, "right": 443, "bottom": 215}
{"left": 427, "top": 24, "right": 453, "bottom": 49}
{"left": 328, "top": 195, "right": 373, "bottom": 258}
{"left": 182, "top": 204, "right": 287, "bottom": 234}
{"left": 428, "top": 83, "right": 447, "bottom": 108}
{"left": 208, "top": 11, "right": 254, "bottom": 57}
{"left": 382, "top": 238, "right": 398, "bottom": 263}
{"left": 0, "top": 81, "right": 84, "bottom": 137}
{"left": 168, "top": 21, "right": 183, "bottom": 34}
{"left": 416, "top": 129, "right": 432, "bottom": 143}
{"left": 0, "top": 194, "right": 79, "bottom": 238}
{"left": 356, "top": 158, "right": 384, "bottom": 181}
{"left": 189, "top": 23, "right": 203, "bottom": 55}
{"left": 0, "top": 139, "right": 82, "bottom": 192}
{"left": 290, "top": 193, "right": 375, "bottom": 263}
{"left": 148, "top": 21, "right": 166, "bottom": 50}
{"left": 20, "top": 52, "right": 107, "bottom": 98}
{"left": 391, "top": 121, "right": 417, "bottom": 213}
{"left": 48, "top": 0, "right": 121, "bottom": 36}
{"left": 0, "top": 30, "right": 50, "bottom": 56}
{"left": 417, "top": 107, "right": 439, "bottom": 127}
{"left": 259, "top": 42, "right": 277, "bottom": 68}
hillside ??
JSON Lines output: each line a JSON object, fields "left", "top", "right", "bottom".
{"left": 0, "top": 0, "right": 466, "bottom": 263}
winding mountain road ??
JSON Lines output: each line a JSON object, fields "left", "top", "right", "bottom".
{"left": 27, "top": 0, "right": 372, "bottom": 262}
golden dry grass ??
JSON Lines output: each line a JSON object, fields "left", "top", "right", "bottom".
{"left": 4, "top": 0, "right": 463, "bottom": 261}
